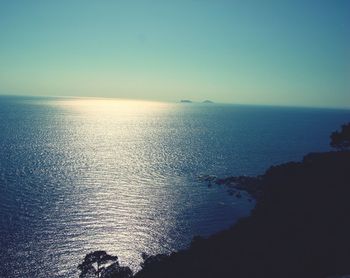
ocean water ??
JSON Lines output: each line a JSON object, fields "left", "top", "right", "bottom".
{"left": 0, "top": 96, "right": 349, "bottom": 277}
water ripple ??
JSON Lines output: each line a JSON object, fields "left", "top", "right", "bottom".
{"left": 1, "top": 97, "right": 349, "bottom": 277}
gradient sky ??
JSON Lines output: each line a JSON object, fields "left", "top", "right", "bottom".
{"left": 0, "top": 0, "right": 349, "bottom": 107}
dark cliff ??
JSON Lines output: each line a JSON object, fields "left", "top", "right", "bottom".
{"left": 134, "top": 151, "right": 350, "bottom": 278}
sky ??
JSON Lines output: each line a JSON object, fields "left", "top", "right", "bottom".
{"left": 0, "top": 0, "right": 349, "bottom": 108}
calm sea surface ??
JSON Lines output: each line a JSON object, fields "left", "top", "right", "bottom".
{"left": 0, "top": 96, "right": 349, "bottom": 277}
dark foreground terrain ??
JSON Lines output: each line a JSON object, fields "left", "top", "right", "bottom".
{"left": 133, "top": 151, "right": 350, "bottom": 278}
{"left": 79, "top": 150, "right": 350, "bottom": 278}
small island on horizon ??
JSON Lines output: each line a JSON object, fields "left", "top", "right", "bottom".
{"left": 180, "top": 100, "right": 214, "bottom": 104}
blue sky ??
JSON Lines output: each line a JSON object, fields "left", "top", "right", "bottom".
{"left": 0, "top": 0, "right": 349, "bottom": 107}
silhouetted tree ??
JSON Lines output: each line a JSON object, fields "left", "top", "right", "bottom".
{"left": 78, "top": 251, "right": 132, "bottom": 278}
{"left": 330, "top": 123, "right": 350, "bottom": 150}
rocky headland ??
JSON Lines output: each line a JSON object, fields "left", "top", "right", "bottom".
{"left": 78, "top": 122, "right": 350, "bottom": 278}
{"left": 133, "top": 151, "right": 350, "bottom": 278}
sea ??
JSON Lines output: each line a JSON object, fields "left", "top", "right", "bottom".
{"left": 0, "top": 95, "right": 349, "bottom": 277}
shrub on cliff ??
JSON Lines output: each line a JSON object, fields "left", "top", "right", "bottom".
{"left": 330, "top": 123, "right": 350, "bottom": 150}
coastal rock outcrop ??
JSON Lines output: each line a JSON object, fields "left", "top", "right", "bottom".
{"left": 134, "top": 151, "right": 350, "bottom": 278}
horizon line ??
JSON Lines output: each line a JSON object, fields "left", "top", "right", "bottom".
{"left": 0, "top": 92, "right": 349, "bottom": 111}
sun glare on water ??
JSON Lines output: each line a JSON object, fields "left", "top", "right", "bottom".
{"left": 42, "top": 97, "right": 180, "bottom": 270}
{"left": 53, "top": 98, "right": 172, "bottom": 116}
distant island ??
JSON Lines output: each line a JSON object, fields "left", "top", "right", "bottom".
{"left": 179, "top": 100, "right": 214, "bottom": 104}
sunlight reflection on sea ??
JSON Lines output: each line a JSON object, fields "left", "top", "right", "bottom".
{"left": 1, "top": 96, "right": 349, "bottom": 277}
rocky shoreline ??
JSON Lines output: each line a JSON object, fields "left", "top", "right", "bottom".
{"left": 133, "top": 151, "right": 350, "bottom": 278}
{"left": 215, "top": 175, "right": 263, "bottom": 199}
{"left": 78, "top": 150, "right": 350, "bottom": 278}
{"left": 198, "top": 173, "right": 263, "bottom": 199}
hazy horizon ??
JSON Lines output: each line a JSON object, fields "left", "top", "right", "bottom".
{"left": 1, "top": 93, "right": 350, "bottom": 111}
{"left": 1, "top": 1, "right": 349, "bottom": 108}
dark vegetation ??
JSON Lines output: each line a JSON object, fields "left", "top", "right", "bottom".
{"left": 79, "top": 123, "right": 350, "bottom": 278}
{"left": 78, "top": 251, "right": 132, "bottom": 278}
{"left": 330, "top": 123, "right": 350, "bottom": 150}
